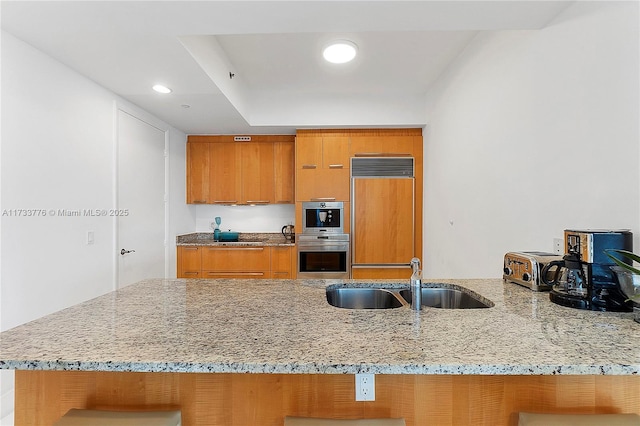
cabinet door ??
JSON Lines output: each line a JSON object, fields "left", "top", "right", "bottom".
{"left": 241, "top": 142, "right": 275, "bottom": 204}
{"left": 353, "top": 178, "right": 415, "bottom": 265}
{"left": 322, "top": 136, "right": 350, "bottom": 170}
{"left": 350, "top": 136, "right": 415, "bottom": 157}
{"left": 201, "top": 247, "right": 270, "bottom": 272}
{"left": 296, "top": 168, "right": 350, "bottom": 201}
{"left": 270, "top": 246, "right": 293, "bottom": 278}
{"left": 274, "top": 141, "right": 294, "bottom": 204}
{"left": 352, "top": 267, "right": 410, "bottom": 279}
{"left": 177, "top": 246, "right": 201, "bottom": 278}
{"left": 186, "top": 142, "right": 209, "bottom": 204}
{"left": 295, "top": 136, "right": 350, "bottom": 202}
{"left": 296, "top": 136, "right": 323, "bottom": 170}
{"left": 209, "top": 143, "right": 241, "bottom": 204}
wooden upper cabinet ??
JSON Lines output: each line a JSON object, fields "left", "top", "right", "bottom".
{"left": 295, "top": 135, "right": 350, "bottom": 201}
{"left": 322, "top": 136, "right": 350, "bottom": 170}
{"left": 186, "top": 142, "right": 210, "bottom": 204}
{"left": 186, "top": 135, "right": 295, "bottom": 205}
{"left": 296, "top": 136, "right": 323, "bottom": 170}
{"left": 350, "top": 135, "right": 419, "bottom": 157}
{"left": 274, "top": 141, "right": 295, "bottom": 204}
{"left": 209, "top": 142, "right": 242, "bottom": 204}
{"left": 241, "top": 142, "right": 275, "bottom": 204}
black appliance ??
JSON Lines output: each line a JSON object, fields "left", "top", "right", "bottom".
{"left": 542, "top": 229, "right": 633, "bottom": 311}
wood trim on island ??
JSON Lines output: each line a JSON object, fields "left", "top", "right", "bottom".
{"left": 15, "top": 371, "right": 640, "bottom": 425}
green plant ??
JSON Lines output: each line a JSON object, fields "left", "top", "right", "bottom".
{"left": 605, "top": 249, "right": 640, "bottom": 275}
{"left": 605, "top": 249, "right": 640, "bottom": 301}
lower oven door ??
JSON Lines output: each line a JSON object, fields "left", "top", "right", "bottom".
{"left": 297, "top": 238, "right": 350, "bottom": 279}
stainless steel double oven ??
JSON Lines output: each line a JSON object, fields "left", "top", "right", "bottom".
{"left": 297, "top": 201, "right": 350, "bottom": 279}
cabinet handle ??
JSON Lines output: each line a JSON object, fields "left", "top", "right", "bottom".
{"left": 213, "top": 200, "right": 238, "bottom": 204}
{"left": 354, "top": 152, "right": 412, "bottom": 157}
{"left": 183, "top": 247, "right": 199, "bottom": 251}
{"left": 328, "top": 164, "right": 344, "bottom": 169}
{"left": 302, "top": 164, "right": 317, "bottom": 169}
{"left": 191, "top": 200, "right": 208, "bottom": 203}
{"left": 206, "top": 272, "right": 265, "bottom": 276}
{"left": 183, "top": 271, "right": 199, "bottom": 275}
{"left": 207, "top": 247, "right": 264, "bottom": 251}
{"left": 276, "top": 200, "right": 293, "bottom": 204}
{"left": 310, "top": 197, "right": 336, "bottom": 201}
{"left": 246, "top": 200, "right": 270, "bottom": 204}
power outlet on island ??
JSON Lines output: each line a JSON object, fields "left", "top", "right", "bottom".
{"left": 355, "top": 373, "right": 375, "bottom": 401}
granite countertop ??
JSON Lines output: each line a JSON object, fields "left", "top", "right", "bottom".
{"left": 0, "top": 278, "right": 638, "bottom": 375}
{"left": 176, "top": 232, "right": 294, "bottom": 247}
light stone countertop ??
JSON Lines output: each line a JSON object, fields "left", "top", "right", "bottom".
{"left": 0, "top": 278, "right": 638, "bottom": 375}
{"left": 176, "top": 232, "right": 295, "bottom": 247}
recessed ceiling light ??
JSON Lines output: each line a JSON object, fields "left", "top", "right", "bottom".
{"left": 152, "top": 84, "right": 172, "bottom": 94}
{"left": 323, "top": 40, "right": 358, "bottom": 64}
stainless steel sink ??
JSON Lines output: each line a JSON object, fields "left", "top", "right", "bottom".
{"left": 399, "top": 287, "right": 492, "bottom": 309}
{"left": 326, "top": 284, "right": 493, "bottom": 309}
{"left": 326, "top": 287, "right": 407, "bottom": 309}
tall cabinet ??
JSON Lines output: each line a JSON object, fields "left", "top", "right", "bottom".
{"left": 294, "top": 129, "right": 423, "bottom": 279}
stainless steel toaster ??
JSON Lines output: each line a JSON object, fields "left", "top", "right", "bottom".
{"left": 503, "top": 251, "right": 563, "bottom": 291}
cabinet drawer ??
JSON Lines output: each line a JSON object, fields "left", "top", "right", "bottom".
{"left": 202, "top": 247, "right": 270, "bottom": 271}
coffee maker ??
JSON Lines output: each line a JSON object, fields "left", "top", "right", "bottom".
{"left": 542, "top": 229, "right": 633, "bottom": 311}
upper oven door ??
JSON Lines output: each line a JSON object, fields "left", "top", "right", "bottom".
{"left": 302, "top": 201, "right": 344, "bottom": 234}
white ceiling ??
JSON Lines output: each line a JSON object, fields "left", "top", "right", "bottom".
{"left": 1, "top": 1, "right": 573, "bottom": 135}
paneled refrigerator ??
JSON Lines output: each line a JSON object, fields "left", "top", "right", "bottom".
{"left": 350, "top": 157, "right": 416, "bottom": 278}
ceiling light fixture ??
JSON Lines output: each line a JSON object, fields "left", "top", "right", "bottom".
{"left": 152, "top": 84, "right": 172, "bottom": 94}
{"left": 322, "top": 40, "right": 358, "bottom": 64}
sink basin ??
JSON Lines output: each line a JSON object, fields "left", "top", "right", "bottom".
{"left": 399, "top": 287, "right": 492, "bottom": 309}
{"left": 326, "top": 287, "right": 407, "bottom": 309}
{"left": 325, "top": 284, "right": 493, "bottom": 310}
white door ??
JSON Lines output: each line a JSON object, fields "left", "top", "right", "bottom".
{"left": 117, "top": 109, "right": 167, "bottom": 288}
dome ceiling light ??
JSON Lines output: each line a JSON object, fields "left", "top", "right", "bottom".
{"left": 152, "top": 84, "right": 172, "bottom": 94}
{"left": 322, "top": 40, "right": 358, "bottom": 64}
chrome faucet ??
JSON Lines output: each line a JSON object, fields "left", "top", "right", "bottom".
{"left": 410, "top": 258, "right": 422, "bottom": 311}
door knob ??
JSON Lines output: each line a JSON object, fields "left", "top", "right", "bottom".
{"left": 120, "top": 249, "right": 136, "bottom": 255}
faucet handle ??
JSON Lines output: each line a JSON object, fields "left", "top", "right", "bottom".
{"left": 410, "top": 257, "right": 421, "bottom": 271}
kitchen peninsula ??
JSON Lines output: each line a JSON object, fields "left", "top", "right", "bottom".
{"left": 1, "top": 278, "right": 638, "bottom": 425}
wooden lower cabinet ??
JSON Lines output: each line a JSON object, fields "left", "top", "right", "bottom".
{"left": 177, "top": 246, "right": 294, "bottom": 279}
{"left": 352, "top": 267, "right": 411, "bottom": 279}
{"left": 271, "top": 246, "right": 295, "bottom": 279}
{"left": 15, "top": 371, "right": 640, "bottom": 426}
{"left": 177, "top": 246, "right": 202, "bottom": 278}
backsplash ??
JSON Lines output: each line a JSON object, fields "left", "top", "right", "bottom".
{"left": 195, "top": 204, "right": 295, "bottom": 233}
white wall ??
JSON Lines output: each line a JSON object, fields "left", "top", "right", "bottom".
{"left": 194, "top": 204, "right": 294, "bottom": 234}
{"left": 423, "top": 1, "right": 640, "bottom": 278}
{"left": 168, "top": 126, "right": 197, "bottom": 277}
{"left": 0, "top": 31, "right": 195, "bottom": 422}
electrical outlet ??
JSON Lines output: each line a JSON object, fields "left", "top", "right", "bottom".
{"left": 355, "top": 373, "right": 375, "bottom": 401}
{"left": 553, "top": 238, "right": 564, "bottom": 255}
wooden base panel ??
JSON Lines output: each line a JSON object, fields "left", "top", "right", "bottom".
{"left": 14, "top": 371, "right": 640, "bottom": 426}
